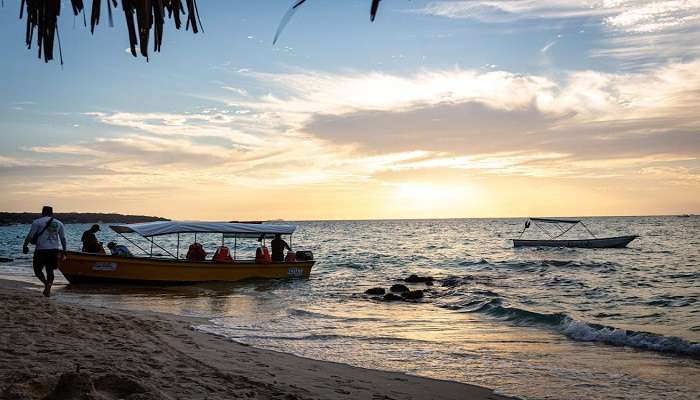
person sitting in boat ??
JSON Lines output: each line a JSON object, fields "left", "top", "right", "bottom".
{"left": 186, "top": 242, "right": 207, "bottom": 261}
{"left": 212, "top": 246, "right": 233, "bottom": 262}
{"left": 81, "top": 224, "right": 105, "bottom": 254}
{"left": 107, "top": 242, "right": 133, "bottom": 257}
{"left": 271, "top": 234, "right": 291, "bottom": 262}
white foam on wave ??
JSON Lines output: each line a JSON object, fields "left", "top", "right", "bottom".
{"left": 560, "top": 318, "right": 700, "bottom": 357}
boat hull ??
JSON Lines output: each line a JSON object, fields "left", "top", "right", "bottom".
{"left": 58, "top": 251, "right": 315, "bottom": 284}
{"left": 513, "top": 235, "right": 638, "bottom": 248}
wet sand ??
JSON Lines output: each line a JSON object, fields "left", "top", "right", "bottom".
{"left": 0, "top": 279, "right": 512, "bottom": 400}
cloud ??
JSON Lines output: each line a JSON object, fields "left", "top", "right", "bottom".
{"left": 414, "top": 0, "right": 700, "bottom": 33}
{"left": 413, "top": 1, "right": 700, "bottom": 63}
{"left": 605, "top": 1, "right": 700, "bottom": 33}
{"left": 225, "top": 59, "right": 700, "bottom": 181}
{"left": 414, "top": 1, "right": 607, "bottom": 22}
{"left": 6, "top": 58, "right": 700, "bottom": 214}
{"left": 238, "top": 58, "right": 700, "bottom": 127}
{"left": 236, "top": 68, "right": 556, "bottom": 125}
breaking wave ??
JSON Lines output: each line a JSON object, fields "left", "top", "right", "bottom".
{"left": 459, "top": 299, "right": 700, "bottom": 358}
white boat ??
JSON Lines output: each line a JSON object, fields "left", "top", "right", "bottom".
{"left": 512, "top": 218, "right": 638, "bottom": 248}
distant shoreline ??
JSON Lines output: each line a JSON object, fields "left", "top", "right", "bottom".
{"left": 0, "top": 212, "right": 168, "bottom": 226}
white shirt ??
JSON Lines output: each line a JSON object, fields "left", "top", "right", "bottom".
{"left": 26, "top": 216, "right": 67, "bottom": 251}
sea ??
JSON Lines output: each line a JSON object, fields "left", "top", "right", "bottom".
{"left": 1, "top": 216, "right": 699, "bottom": 400}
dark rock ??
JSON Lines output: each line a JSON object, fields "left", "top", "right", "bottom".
{"left": 404, "top": 274, "right": 434, "bottom": 283}
{"left": 441, "top": 276, "right": 468, "bottom": 287}
{"left": 45, "top": 372, "right": 94, "bottom": 400}
{"left": 389, "top": 284, "right": 409, "bottom": 293}
{"left": 365, "top": 287, "right": 386, "bottom": 295}
{"left": 425, "top": 280, "right": 434, "bottom": 286}
{"left": 402, "top": 290, "right": 424, "bottom": 300}
{"left": 383, "top": 293, "right": 403, "bottom": 301}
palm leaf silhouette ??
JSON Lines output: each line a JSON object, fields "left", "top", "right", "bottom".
{"left": 16, "top": 0, "right": 383, "bottom": 63}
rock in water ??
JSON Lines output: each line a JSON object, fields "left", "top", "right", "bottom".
{"left": 403, "top": 290, "right": 424, "bottom": 300}
{"left": 383, "top": 293, "right": 403, "bottom": 301}
{"left": 404, "top": 274, "right": 434, "bottom": 283}
{"left": 389, "top": 284, "right": 409, "bottom": 293}
{"left": 365, "top": 287, "right": 386, "bottom": 295}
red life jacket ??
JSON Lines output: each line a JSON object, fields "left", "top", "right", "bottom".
{"left": 213, "top": 246, "right": 233, "bottom": 262}
{"left": 285, "top": 251, "right": 296, "bottom": 262}
{"left": 255, "top": 246, "right": 272, "bottom": 263}
{"left": 186, "top": 242, "right": 207, "bottom": 261}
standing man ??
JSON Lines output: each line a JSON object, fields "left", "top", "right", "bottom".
{"left": 22, "top": 206, "right": 66, "bottom": 297}
{"left": 81, "top": 224, "right": 104, "bottom": 253}
{"left": 270, "top": 233, "right": 291, "bottom": 262}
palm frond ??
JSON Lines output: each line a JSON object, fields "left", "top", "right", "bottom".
{"left": 17, "top": 0, "right": 382, "bottom": 63}
{"left": 273, "top": 0, "right": 306, "bottom": 45}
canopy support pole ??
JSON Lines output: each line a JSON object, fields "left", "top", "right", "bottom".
{"left": 148, "top": 237, "right": 178, "bottom": 259}
{"left": 176, "top": 233, "right": 180, "bottom": 260}
{"left": 580, "top": 221, "right": 597, "bottom": 238}
{"left": 533, "top": 221, "right": 555, "bottom": 239}
{"left": 518, "top": 221, "right": 528, "bottom": 239}
{"left": 553, "top": 223, "right": 577, "bottom": 239}
{"left": 116, "top": 232, "right": 150, "bottom": 256}
{"left": 234, "top": 235, "right": 237, "bottom": 260}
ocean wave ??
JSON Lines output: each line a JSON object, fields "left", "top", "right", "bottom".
{"left": 194, "top": 325, "right": 422, "bottom": 344}
{"left": 463, "top": 300, "right": 700, "bottom": 358}
{"left": 288, "top": 308, "right": 383, "bottom": 322}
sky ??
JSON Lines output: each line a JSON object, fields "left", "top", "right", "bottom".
{"left": 1, "top": 0, "right": 699, "bottom": 220}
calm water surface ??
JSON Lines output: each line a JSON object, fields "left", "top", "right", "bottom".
{"left": 1, "top": 216, "right": 699, "bottom": 400}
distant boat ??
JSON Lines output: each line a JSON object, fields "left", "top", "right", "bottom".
{"left": 677, "top": 214, "right": 691, "bottom": 218}
{"left": 513, "top": 218, "right": 638, "bottom": 249}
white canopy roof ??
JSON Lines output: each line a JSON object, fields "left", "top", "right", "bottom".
{"left": 110, "top": 221, "right": 296, "bottom": 238}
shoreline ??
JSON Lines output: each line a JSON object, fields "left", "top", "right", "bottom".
{"left": 0, "top": 278, "right": 514, "bottom": 400}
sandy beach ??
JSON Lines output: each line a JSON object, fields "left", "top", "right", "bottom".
{"left": 0, "top": 279, "right": 511, "bottom": 400}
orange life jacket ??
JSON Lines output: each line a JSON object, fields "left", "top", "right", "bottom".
{"left": 213, "top": 246, "right": 233, "bottom": 262}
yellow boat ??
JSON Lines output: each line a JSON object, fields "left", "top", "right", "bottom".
{"left": 58, "top": 221, "right": 315, "bottom": 284}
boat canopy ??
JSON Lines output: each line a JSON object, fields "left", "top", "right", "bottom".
{"left": 529, "top": 217, "right": 580, "bottom": 224}
{"left": 110, "top": 221, "right": 296, "bottom": 238}
{"left": 519, "top": 217, "right": 595, "bottom": 240}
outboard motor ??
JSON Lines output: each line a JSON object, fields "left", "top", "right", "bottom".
{"left": 295, "top": 250, "right": 314, "bottom": 261}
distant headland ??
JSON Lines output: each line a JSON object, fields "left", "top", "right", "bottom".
{"left": 0, "top": 212, "right": 168, "bottom": 226}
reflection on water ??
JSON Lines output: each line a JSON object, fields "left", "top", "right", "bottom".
{"left": 1, "top": 216, "right": 700, "bottom": 400}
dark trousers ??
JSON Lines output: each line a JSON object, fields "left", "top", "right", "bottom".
{"left": 33, "top": 249, "right": 59, "bottom": 285}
